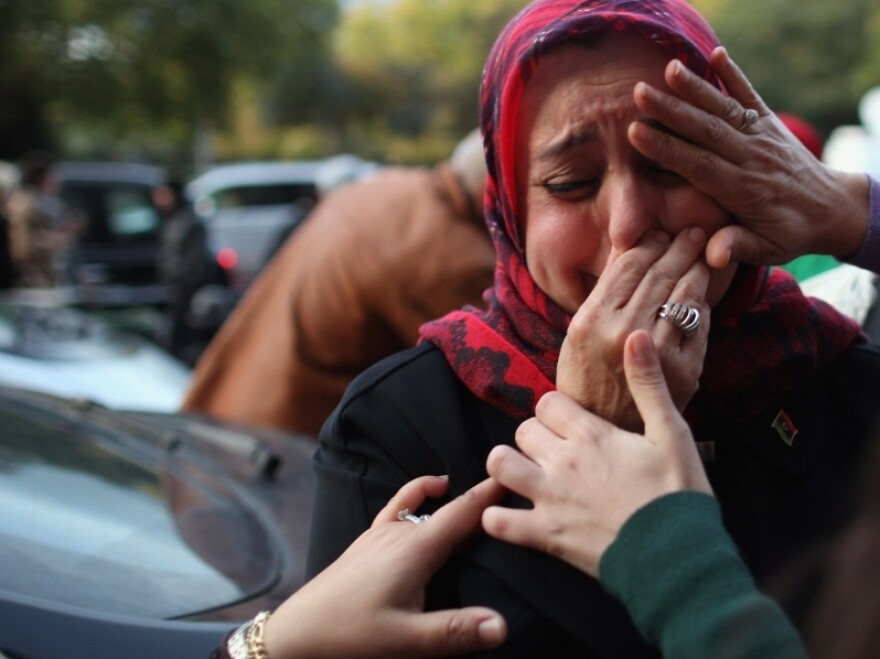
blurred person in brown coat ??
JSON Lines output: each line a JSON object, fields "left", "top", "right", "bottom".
{"left": 182, "top": 130, "right": 495, "bottom": 437}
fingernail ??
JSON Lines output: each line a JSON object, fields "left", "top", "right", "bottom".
{"left": 671, "top": 60, "right": 683, "bottom": 77}
{"left": 478, "top": 617, "right": 506, "bottom": 644}
{"left": 628, "top": 120, "right": 649, "bottom": 144}
{"left": 634, "top": 81, "right": 653, "bottom": 100}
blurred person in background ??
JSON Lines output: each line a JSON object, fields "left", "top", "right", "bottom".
{"left": 0, "top": 162, "right": 19, "bottom": 289}
{"left": 182, "top": 129, "right": 495, "bottom": 437}
{"left": 5, "top": 150, "right": 78, "bottom": 287}
{"left": 155, "top": 179, "right": 223, "bottom": 365}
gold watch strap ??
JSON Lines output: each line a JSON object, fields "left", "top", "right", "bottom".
{"left": 226, "top": 619, "right": 252, "bottom": 659}
{"left": 246, "top": 611, "right": 272, "bottom": 659}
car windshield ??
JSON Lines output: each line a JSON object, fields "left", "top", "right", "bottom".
{"left": 0, "top": 392, "right": 281, "bottom": 618}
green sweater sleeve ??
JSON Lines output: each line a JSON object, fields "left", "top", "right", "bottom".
{"left": 598, "top": 492, "right": 808, "bottom": 659}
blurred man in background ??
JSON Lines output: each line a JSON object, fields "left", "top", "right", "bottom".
{"left": 155, "top": 180, "right": 225, "bottom": 365}
{"left": 182, "top": 129, "right": 495, "bottom": 437}
{"left": 5, "top": 151, "right": 77, "bottom": 287}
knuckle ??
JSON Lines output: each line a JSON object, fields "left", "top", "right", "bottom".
{"left": 705, "top": 114, "right": 727, "bottom": 143}
{"left": 445, "top": 613, "right": 472, "bottom": 650}
{"left": 614, "top": 255, "right": 645, "bottom": 281}
{"left": 484, "top": 507, "right": 510, "bottom": 535}
{"left": 692, "top": 149, "right": 719, "bottom": 182}
{"left": 722, "top": 97, "right": 741, "bottom": 123}
{"left": 645, "top": 261, "right": 680, "bottom": 291}
{"left": 676, "top": 278, "right": 707, "bottom": 302}
{"left": 609, "top": 326, "right": 630, "bottom": 353}
{"left": 655, "top": 129, "right": 682, "bottom": 162}
{"left": 594, "top": 325, "right": 628, "bottom": 362}
{"left": 455, "top": 482, "right": 481, "bottom": 506}
{"left": 567, "top": 311, "right": 592, "bottom": 337}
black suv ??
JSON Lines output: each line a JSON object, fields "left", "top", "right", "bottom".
{"left": 57, "top": 161, "right": 168, "bottom": 295}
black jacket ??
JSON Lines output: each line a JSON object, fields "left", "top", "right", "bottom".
{"left": 307, "top": 341, "right": 880, "bottom": 658}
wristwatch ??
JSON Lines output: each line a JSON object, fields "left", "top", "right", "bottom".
{"left": 226, "top": 619, "right": 253, "bottom": 659}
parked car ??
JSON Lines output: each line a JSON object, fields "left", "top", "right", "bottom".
{"left": 0, "top": 383, "right": 316, "bottom": 659}
{"left": 0, "top": 292, "right": 190, "bottom": 412}
{"left": 56, "top": 161, "right": 169, "bottom": 296}
{"left": 186, "top": 160, "right": 323, "bottom": 292}
{"left": 186, "top": 156, "right": 378, "bottom": 293}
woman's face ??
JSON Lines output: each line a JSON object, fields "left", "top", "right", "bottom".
{"left": 516, "top": 33, "right": 736, "bottom": 314}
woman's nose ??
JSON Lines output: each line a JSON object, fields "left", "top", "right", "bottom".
{"left": 603, "top": 176, "right": 662, "bottom": 252}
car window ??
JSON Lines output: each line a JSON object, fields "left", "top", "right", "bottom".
{"left": 61, "top": 182, "right": 160, "bottom": 241}
{"left": 106, "top": 188, "right": 160, "bottom": 236}
{"left": 211, "top": 183, "right": 317, "bottom": 209}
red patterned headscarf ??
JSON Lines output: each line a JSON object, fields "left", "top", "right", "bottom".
{"left": 420, "top": 0, "right": 860, "bottom": 424}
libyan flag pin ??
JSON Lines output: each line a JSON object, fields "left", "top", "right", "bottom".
{"left": 771, "top": 409, "right": 798, "bottom": 447}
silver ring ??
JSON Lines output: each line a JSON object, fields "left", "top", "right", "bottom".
{"left": 658, "top": 302, "right": 701, "bottom": 336}
{"left": 398, "top": 508, "right": 431, "bottom": 524}
{"left": 738, "top": 108, "right": 759, "bottom": 131}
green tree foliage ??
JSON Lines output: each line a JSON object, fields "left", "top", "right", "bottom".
{"left": 852, "top": 6, "right": 880, "bottom": 98}
{"left": 5, "top": 0, "right": 880, "bottom": 166}
{"left": 695, "top": 0, "right": 880, "bottom": 137}
{"left": 331, "top": 0, "right": 528, "bottom": 162}
{"left": 331, "top": 0, "right": 880, "bottom": 161}
{"left": 0, "top": 1, "right": 58, "bottom": 157}
{"left": 0, "top": 0, "right": 339, "bottom": 161}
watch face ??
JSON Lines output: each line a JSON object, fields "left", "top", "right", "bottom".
{"left": 227, "top": 621, "right": 252, "bottom": 659}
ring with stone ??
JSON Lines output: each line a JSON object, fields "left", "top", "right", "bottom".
{"left": 738, "top": 108, "right": 759, "bottom": 131}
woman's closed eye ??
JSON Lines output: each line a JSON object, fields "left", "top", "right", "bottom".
{"left": 543, "top": 178, "right": 601, "bottom": 198}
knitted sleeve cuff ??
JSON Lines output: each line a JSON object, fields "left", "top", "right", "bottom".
{"left": 845, "top": 175, "right": 880, "bottom": 271}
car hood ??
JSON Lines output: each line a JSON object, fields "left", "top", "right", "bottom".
{"left": 0, "top": 297, "right": 190, "bottom": 412}
{"left": 0, "top": 387, "right": 316, "bottom": 620}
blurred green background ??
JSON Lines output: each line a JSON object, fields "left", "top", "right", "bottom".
{"left": 2, "top": 0, "right": 878, "bottom": 174}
